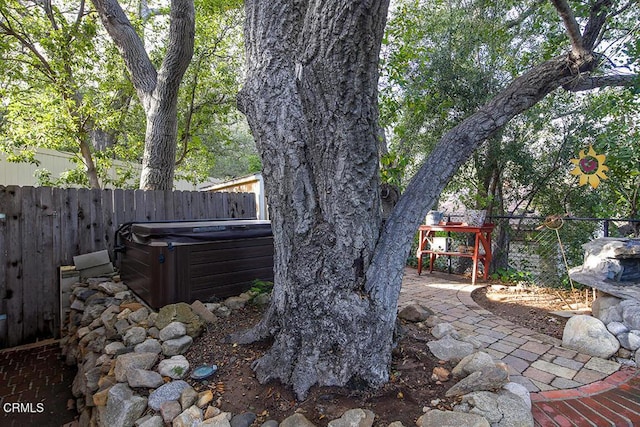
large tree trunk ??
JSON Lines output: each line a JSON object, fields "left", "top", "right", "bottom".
{"left": 237, "top": 0, "right": 631, "bottom": 400}
{"left": 91, "top": 0, "right": 195, "bottom": 190}
{"left": 237, "top": 0, "right": 391, "bottom": 399}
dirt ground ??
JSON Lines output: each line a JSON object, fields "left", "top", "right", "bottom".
{"left": 183, "top": 284, "right": 585, "bottom": 426}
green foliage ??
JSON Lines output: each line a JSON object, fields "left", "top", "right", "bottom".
{"left": 250, "top": 279, "right": 273, "bottom": 295}
{"left": 490, "top": 268, "right": 533, "bottom": 284}
{"left": 380, "top": 151, "right": 409, "bottom": 189}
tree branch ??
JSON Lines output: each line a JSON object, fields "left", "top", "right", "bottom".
{"left": 549, "top": 0, "right": 586, "bottom": 56}
{"left": 582, "top": 0, "right": 614, "bottom": 51}
{"left": 158, "top": 0, "right": 195, "bottom": 89}
{"left": 562, "top": 73, "right": 638, "bottom": 91}
{"left": 90, "top": 0, "right": 157, "bottom": 100}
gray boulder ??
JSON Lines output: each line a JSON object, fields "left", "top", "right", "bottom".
{"left": 134, "top": 338, "right": 162, "bottom": 354}
{"left": 446, "top": 366, "right": 509, "bottom": 397}
{"left": 398, "top": 303, "right": 434, "bottom": 322}
{"left": 127, "top": 368, "right": 164, "bottom": 388}
{"left": 162, "top": 335, "right": 193, "bottom": 356}
{"left": 327, "top": 408, "right": 375, "bottom": 427}
{"left": 427, "top": 336, "right": 474, "bottom": 362}
{"left": 114, "top": 352, "right": 158, "bottom": 382}
{"left": 432, "top": 323, "right": 460, "bottom": 339}
{"left": 173, "top": 405, "right": 203, "bottom": 427}
{"left": 148, "top": 380, "right": 191, "bottom": 411}
{"left": 622, "top": 301, "right": 640, "bottom": 331}
{"left": 592, "top": 296, "right": 622, "bottom": 319}
{"left": 618, "top": 332, "right": 640, "bottom": 351}
{"left": 460, "top": 390, "right": 534, "bottom": 427}
{"left": 102, "top": 383, "right": 147, "bottom": 427}
{"left": 503, "top": 382, "right": 532, "bottom": 410}
{"left": 417, "top": 409, "right": 489, "bottom": 427}
{"left": 562, "top": 315, "right": 620, "bottom": 358}
{"left": 123, "top": 326, "right": 147, "bottom": 346}
{"left": 158, "top": 355, "right": 190, "bottom": 379}
{"left": 607, "top": 321, "right": 629, "bottom": 336}
{"left": 280, "top": 413, "right": 317, "bottom": 427}
{"left": 159, "top": 321, "right": 187, "bottom": 341}
{"left": 452, "top": 351, "right": 495, "bottom": 378}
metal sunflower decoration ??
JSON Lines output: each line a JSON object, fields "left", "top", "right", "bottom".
{"left": 569, "top": 145, "right": 608, "bottom": 189}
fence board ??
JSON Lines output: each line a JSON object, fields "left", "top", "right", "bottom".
{"left": 6, "top": 186, "right": 23, "bottom": 346}
{"left": 0, "top": 187, "right": 10, "bottom": 347}
{"left": 0, "top": 185, "right": 256, "bottom": 348}
{"left": 22, "top": 187, "right": 39, "bottom": 343}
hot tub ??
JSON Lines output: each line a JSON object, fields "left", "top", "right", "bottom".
{"left": 117, "top": 220, "right": 274, "bottom": 309}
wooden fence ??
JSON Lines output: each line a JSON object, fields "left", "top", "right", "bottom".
{"left": 0, "top": 185, "right": 257, "bottom": 348}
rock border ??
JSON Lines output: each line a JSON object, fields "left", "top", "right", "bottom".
{"left": 61, "top": 279, "right": 532, "bottom": 427}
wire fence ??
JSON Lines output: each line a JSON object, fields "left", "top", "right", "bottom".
{"left": 423, "top": 214, "right": 640, "bottom": 289}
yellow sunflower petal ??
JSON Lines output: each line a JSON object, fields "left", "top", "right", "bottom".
{"left": 579, "top": 174, "right": 589, "bottom": 186}
{"left": 588, "top": 174, "right": 601, "bottom": 189}
{"left": 570, "top": 166, "right": 582, "bottom": 176}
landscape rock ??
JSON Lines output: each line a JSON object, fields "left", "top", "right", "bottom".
{"left": 562, "top": 315, "right": 620, "bottom": 358}
{"left": 162, "top": 335, "right": 193, "bottom": 356}
{"left": 416, "top": 409, "right": 489, "bottom": 427}
{"left": 158, "top": 321, "right": 187, "bottom": 341}
{"left": 155, "top": 303, "right": 203, "bottom": 337}
{"left": 230, "top": 411, "right": 257, "bottom": 427}
{"left": 503, "top": 382, "right": 532, "bottom": 409}
{"left": 592, "top": 296, "right": 623, "bottom": 319}
{"left": 160, "top": 400, "right": 182, "bottom": 424}
{"left": 452, "top": 351, "right": 495, "bottom": 378}
{"left": 180, "top": 385, "right": 198, "bottom": 410}
{"left": 445, "top": 366, "right": 509, "bottom": 397}
{"left": 148, "top": 380, "right": 191, "bottom": 411}
{"left": 607, "top": 321, "right": 629, "bottom": 336}
{"left": 617, "top": 332, "right": 640, "bottom": 351}
{"left": 280, "top": 413, "right": 317, "bottom": 427}
{"left": 134, "top": 338, "right": 162, "bottom": 354}
{"left": 459, "top": 390, "right": 534, "bottom": 427}
{"left": 197, "top": 390, "right": 214, "bottom": 408}
{"left": 123, "top": 326, "right": 147, "bottom": 346}
{"left": 102, "top": 383, "right": 148, "bottom": 427}
{"left": 431, "top": 323, "right": 460, "bottom": 339}
{"left": 398, "top": 303, "right": 434, "bottom": 322}
{"left": 114, "top": 352, "right": 158, "bottom": 382}
{"left": 191, "top": 300, "right": 219, "bottom": 323}
{"left": 173, "top": 405, "right": 203, "bottom": 427}
{"left": 327, "top": 408, "right": 375, "bottom": 427}
{"left": 202, "top": 412, "right": 232, "bottom": 427}
{"left": 622, "top": 301, "right": 640, "bottom": 331}
{"left": 126, "top": 368, "right": 164, "bottom": 388}
{"left": 97, "top": 281, "right": 128, "bottom": 295}
{"left": 427, "top": 336, "right": 474, "bottom": 363}
{"left": 128, "top": 307, "right": 150, "bottom": 324}
{"left": 223, "top": 296, "right": 247, "bottom": 310}
{"left": 158, "top": 355, "right": 190, "bottom": 379}
{"left": 137, "top": 415, "right": 164, "bottom": 427}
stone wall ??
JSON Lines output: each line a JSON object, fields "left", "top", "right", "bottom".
{"left": 60, "top": 274, "right": 255, "bottom": 426}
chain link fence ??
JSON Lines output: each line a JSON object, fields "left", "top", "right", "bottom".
{"left": 421, "top": 214, "right": 639, "bottom": 289}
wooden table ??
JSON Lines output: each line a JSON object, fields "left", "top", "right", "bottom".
{"left": 416, "top": 222, "right": 494, "bottom": 285}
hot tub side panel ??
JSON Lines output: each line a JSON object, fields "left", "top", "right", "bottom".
{"left": 119, "top": 241, "right": 176, "bottom": 308}
{"left": 178, "top": 236, "right": 274, "bottom": 302}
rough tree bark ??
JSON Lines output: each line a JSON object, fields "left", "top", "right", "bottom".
{"left": 237, "top": 0, "right": 635, "bottom": 399}
{"left": 236, "top": 0, "right": 391, "bottom": 400}
{"left": 91, "top": 0, "right": 195, "bottom": 190}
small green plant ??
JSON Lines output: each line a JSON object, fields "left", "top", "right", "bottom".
{"left": 490, "top": 267, "right": 533, "bottom": 284}
{"left": 171, "top": 366, "right": 185, "bottom": 376}
{"left": 250, "top": 279, "right": 274, "bottom": 295}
